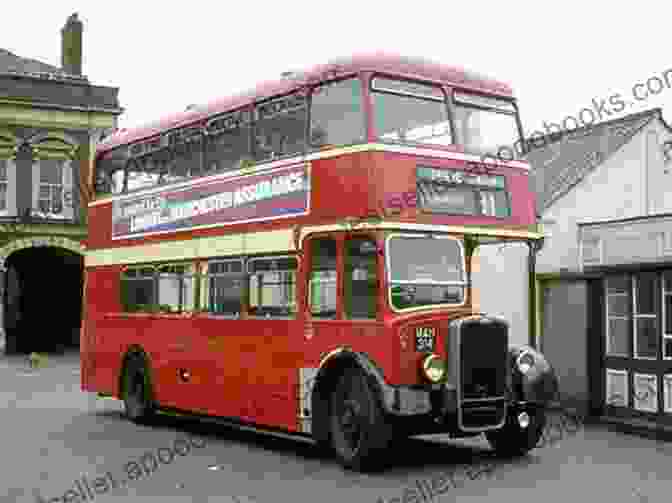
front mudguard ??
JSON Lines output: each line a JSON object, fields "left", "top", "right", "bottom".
{"left": 508, "top": 345, "right": 559, "bottom": 406}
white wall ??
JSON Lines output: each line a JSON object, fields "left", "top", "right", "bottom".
{"left": 536, "top": 121, "right": 671, "bottom": 273}
{"left": 472, "top": 241, "right": 529, "bottom": 347}
{"left": 644, "top": 119, "right": 672, "bottom": 214}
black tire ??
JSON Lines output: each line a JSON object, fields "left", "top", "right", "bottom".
{"left": 329, "top": 367, "right": 392, "bottom": 472}
{"left": 485, "top": 405, "right": 546, "bottom": 457}
{"left": 121, "top": 354, "right": 156, "bottom": 425}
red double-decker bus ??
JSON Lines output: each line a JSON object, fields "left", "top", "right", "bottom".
{"left": 83, "top": 54, "right": 558, "bottom": 471}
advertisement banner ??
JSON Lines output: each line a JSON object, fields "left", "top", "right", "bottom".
{"left": 112, "top": 163, "right": 310, "bottom": 239}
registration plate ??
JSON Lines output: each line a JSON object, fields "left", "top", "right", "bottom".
{"left": 415, "top": 326, "right": 436, "bottom": 352}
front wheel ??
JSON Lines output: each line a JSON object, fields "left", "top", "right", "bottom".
{"left": 485, "top": 405, "right": 546, "bottom": 457}
{"left": 329, "top": 367, "right": 392, "bottom": 472}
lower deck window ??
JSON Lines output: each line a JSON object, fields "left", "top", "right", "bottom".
{"left": 248, "top": 257, "right": 297, "bottom": 317}
{"left": 120, "top": 263, "right": 195, "bottom": 313}
{"left": 205, "top": 259, "right": 243, "bottom": 316}
{"left": 157, "top": 264, "right": 196, "bottom": 312}
{"left": 121, "top": 266, "right": 156, "bottom": 312}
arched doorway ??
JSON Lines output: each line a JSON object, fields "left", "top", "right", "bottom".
{"left": 3, "top": 245, "right": 83, "bottom": 354}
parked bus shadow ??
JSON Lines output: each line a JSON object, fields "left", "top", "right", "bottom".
{"left": 94, "top": 407, "right": 541, "bottom": 476}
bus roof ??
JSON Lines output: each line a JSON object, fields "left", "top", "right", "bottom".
{"left": 98, "top": 53, "right": 514, "bottom": 155}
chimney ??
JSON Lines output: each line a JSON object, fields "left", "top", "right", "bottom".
{"left": 61, "top": 13, "right": 83, "bottom": 75}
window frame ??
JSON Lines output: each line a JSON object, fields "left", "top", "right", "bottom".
{"left": 662, "top": 271, "right": 672, "bottom": 360}
{"left": 0, "top": 158, "right": 10, "bottom": 214}
{"left": 384, "top": 232, "right": 467, "bottom": 313}
{"left": 307, "top": 237, "right": 339, "bottom": 319}
{"left": 343, "top": 234, "right": 381, "bottom": 320}
{"left": 664, "top": 374, "right": 672, "bottom": 413}
{"left": 633, "top": 273, "right": 658, "bottom": 360}
{"left": 450, "top": 88, "right": 525, "bottom": 157}
{"left": 581, "top": 237, "right": 603, "bottom": 266}
{"left": 308, "top": 75, "right": 367, "bottom": 150}
{"left": 369, "top": 73, "right": 454, "bottom": 146}
{"left": 252, "top": 92, "right": 309, "bottom": 162}
{"left": 156, "top": 262, "right": 197, "bottom": 313}
{"left": 37, "top": 159, "right": 66, "bottom": 216}
{"left": 605, "top": 368, "right": 629, "bottom": 408}
{"left": 203, "top": 257, "right": 245, "bottom": 318}
{"left": 204, "top": 106, "right": 254, "bottom": 175}
{"left": 246, "top": 255, "right": 299, "bottom": 318}
{"left": 120, "top": 264, "right": 158, "bottom": 312}
{"left": 605, "top": 275, "right": 630, "bottom": 357}
{"left": 632, "top": 372, "right": 658, "bottom": 413}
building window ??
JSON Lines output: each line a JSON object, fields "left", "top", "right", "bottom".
{"left": 38, "top": 160, "right": 64, "bottom": 214}
{"left": 633, "top": 373, "right": 658, "bottom": 413}
{"left": 581, "top": 237, "right": 602, "bottom": 265}
{"left": 0, "top": 159, "right": 8, "bottom": 211}
{"left": 309, "top": 238, "right": 337, "bottom": 318}
{"left": 204, "top": 259, "right": 244, "bottom": 316}
{"left": 662, "top": 271, "right": 672, "bottom": 359}
{"left": 605, "top": 369, "right": 628, "bottom": 407}
{"left": 248, "top": 256, "right": 297, "bottom": 317}
{"left": 664, "top": 375, "right": 672, "bottom": 413}
{"left": 659, "top": 231, "right": 672, "bottom": 256}
{"left": 605, "top": 275, "right": 630, "bottom": 357}
{"left": 633, "top": 272, "right": 658, "bottom": 359}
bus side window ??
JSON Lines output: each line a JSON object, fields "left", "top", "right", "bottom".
{"left": 205, "top": 109, "right": 252, "bottom": 174}
{"left": 253, "top": 93, "right": 307, "bottom": 161}
{"left": 344, "top": 238, "right": 378, "bottom": 319}
{"left": 248, "top": 257, "right": 298, "bottom": 318}
{"left": 157, "top": 264, "right": 196, "bottom": 313}
{"left": 120, "top": 266, "right": 156, "bottom": 312}
{"left": 309, "top": 238, "right": 337, "bottom": 319}
{"left": 204, "top": 259, "right": 243, "bottom": 317}
{"left": 310, "top": 78, "right": 365, "bottom": 148}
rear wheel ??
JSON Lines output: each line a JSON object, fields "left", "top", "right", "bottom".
{"left": 485, "top": 405, "right": 546, "bottom": 456}
{"left": 122, "top": 354, "right": 156, "bottom": 425}
{"left": 329, "top": 367, "right": 392, "bottom": 471}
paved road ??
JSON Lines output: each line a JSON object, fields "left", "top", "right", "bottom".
{"left": 0, "top": 353, "right": 667, "bottom": 503}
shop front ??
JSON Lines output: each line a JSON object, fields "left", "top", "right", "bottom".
{"left": 581, "top": 215, "right": 672, "bottom": 428}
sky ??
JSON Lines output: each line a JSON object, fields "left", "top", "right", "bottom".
{"left": 4, "top": 1, "right": 672, "bottom": 136}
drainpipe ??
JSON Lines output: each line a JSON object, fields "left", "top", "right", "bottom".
{"left": 528, "top": 237, "right": 545, "bottom": 349}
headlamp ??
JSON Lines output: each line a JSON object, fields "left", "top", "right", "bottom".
{"left": 421, "top": 354, "right": 446, "bottom": 383}
{"left": 516, "top": 350, "right": 535, "bottom": 375}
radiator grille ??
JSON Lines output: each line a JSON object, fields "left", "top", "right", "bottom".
{"left": 456, "top": 317, "right": 508, "bottom": 430}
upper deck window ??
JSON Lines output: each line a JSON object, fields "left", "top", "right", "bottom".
{"left": 205, "top": 109, "right": 252, "bottom": 174}
{"left": 371, "top": 77, "right": 452, "bottom": 146}
{"left": 452, "top": 91, "right": 521, "bottom": 159}
{"left": 253, "top": 93, "right": 307, "bottom": 161}
{"left": 310, "top": 78, "right": 365, "bottom": 148}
